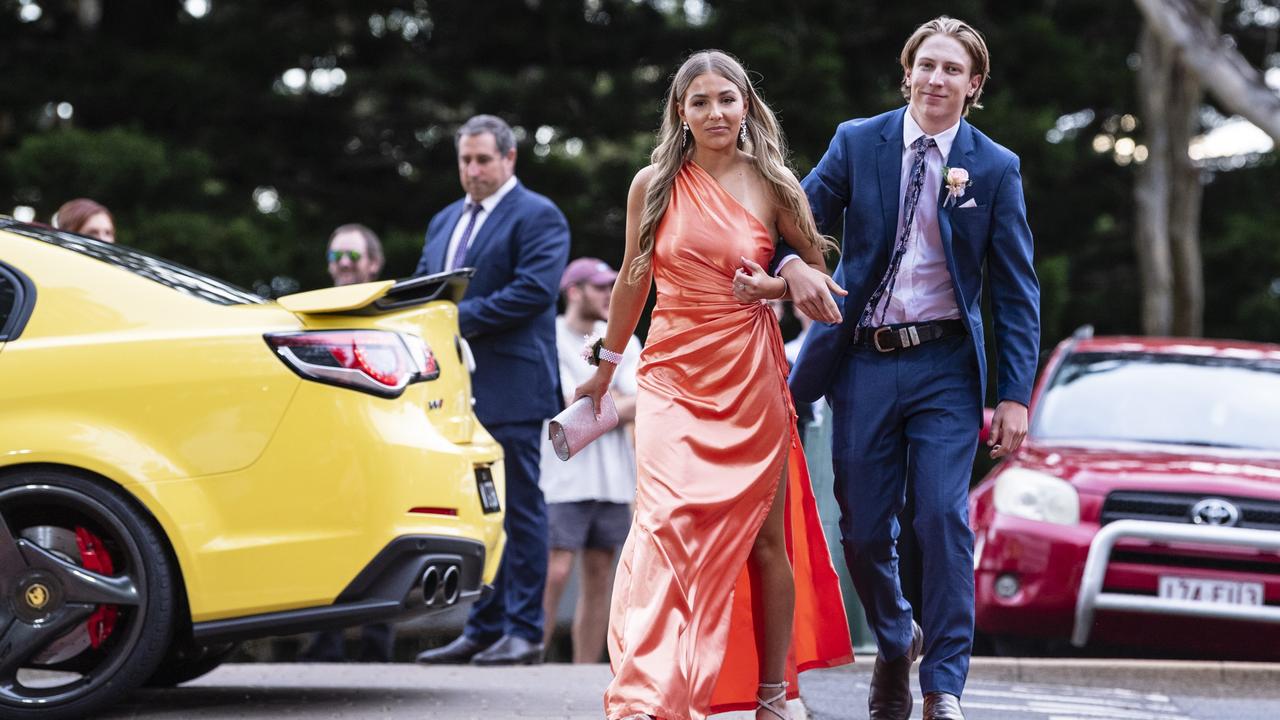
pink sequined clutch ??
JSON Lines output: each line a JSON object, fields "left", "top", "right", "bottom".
{"left": 548, "top": 393, "right": 618, "bottom": 461}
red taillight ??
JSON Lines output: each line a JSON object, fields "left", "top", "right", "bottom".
{"left": 409, "top": 506, "right": 458, "bottom": 516}
{"left": 266, "top": 330, "right": 438, "bottom": 397}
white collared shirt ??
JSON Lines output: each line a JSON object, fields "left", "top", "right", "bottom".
{"left": 874, "top": 111, "right": 962, "bottom": 325}
{"left": 443, "top": 174, "right": 519, "bottom": 270}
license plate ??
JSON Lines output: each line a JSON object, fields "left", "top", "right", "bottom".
{"left": 1157, "top": 576, "right": 1264, "bottom": 605}
{"left": 475, "top": 466, "right": 501, "bottom": 514}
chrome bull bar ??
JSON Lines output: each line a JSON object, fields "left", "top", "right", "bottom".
{"left": 1072, "top": 519, "right": 1280, "bottom": 647}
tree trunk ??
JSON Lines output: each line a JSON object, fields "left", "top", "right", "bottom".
{"left": 1134, "top": 26, "right": 1175, "bottom": 335}
{"left": 1165, "top": 0, "right": 1219, "bottom": 337}
{"left": 1168, "top": 66, "right": 1204, "bottom": 337}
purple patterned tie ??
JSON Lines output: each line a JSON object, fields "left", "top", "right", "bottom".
{"left": 856, "top": 136, "right": 936, "bottom": 338}
{"left": 449, "top": 203, "right": 484, "bottom": 271}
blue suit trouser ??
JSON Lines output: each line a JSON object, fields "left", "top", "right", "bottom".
{"left": 464, "top": 421, "right": 547, "bottom": 644}
{"left": 828, "top": 335, "right": 980, "bottom": 697}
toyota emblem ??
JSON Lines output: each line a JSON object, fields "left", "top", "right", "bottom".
{"left": 1191, "top": 498, "right": 1240, "bottom": 527}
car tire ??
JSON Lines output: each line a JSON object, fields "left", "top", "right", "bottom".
{"left": 0, "top": 469, "right": 177, "bottom": 720}
{"left": 146, "top": 640, "right": 239, "bottom": 687}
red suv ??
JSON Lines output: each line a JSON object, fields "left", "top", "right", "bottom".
{"left": 970, "top": 328, "right": 1280, "bottom": 658}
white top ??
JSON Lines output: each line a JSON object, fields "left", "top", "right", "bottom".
{"left": 443, "top": 174, "right": 519, "bottom": 270}
{"left": 539, "top": 317, "right": 642, "bottom": 504}
{"left": 784, "top": 327, "right": 824, "bottom": 426}
{"left": 875, "top": 111, "right": 962, "bottom": 325}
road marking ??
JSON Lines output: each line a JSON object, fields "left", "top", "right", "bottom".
{"left": 845, "top": 679, "right": 1190, "bottom": 719}
{"left": 962, "top": 681, "right": 1189, "bottom": 720}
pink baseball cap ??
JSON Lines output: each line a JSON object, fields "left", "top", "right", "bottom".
{"left": 560, "top": 257, "right": 619, "bottom": 290}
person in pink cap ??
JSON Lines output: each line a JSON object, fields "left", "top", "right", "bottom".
{"left": 539, "top": 257, "right": 641, "bottom": 663}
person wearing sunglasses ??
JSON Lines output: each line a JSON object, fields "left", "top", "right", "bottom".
{"left": 326, "top": 223, "right": 384, "bottom": 287}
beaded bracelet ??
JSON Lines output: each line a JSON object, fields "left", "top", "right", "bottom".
{"left": 582, "top": 336, "right": 624, "bottom": 366}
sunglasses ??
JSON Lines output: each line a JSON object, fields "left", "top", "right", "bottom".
{"left": 328, "top": 249, "right": 363, "bottom": 262}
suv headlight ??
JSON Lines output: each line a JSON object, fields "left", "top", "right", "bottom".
{"left": 993, "top": 468, "right": 1080, "bottom": 525}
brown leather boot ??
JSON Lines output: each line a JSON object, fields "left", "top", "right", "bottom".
{"left": 867, "top": 620, "right": 923, "bottom": 720}
{"left": 922, "top": 691, "right": 965, "bottom": 719}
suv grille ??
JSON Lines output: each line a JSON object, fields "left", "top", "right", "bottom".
{"left": 1100, "top": 491, "right": 1280, "bottom": 532}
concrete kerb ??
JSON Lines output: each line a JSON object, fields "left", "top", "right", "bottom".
{"left": 965, "top": 657, "right": 1280, "bottom": 696}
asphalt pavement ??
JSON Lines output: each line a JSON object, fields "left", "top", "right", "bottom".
{"left": 105, "top": 663, "right": 802, "bottom": 720}
{"left": 101, "top": 659, "right": 1280, "bottom": 719}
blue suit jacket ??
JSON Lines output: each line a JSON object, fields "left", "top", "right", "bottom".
{"left": 789, "top": 107, "right": 1040, "bottom": 407}
{"left": 414, "top": 181, "right": 570, "bottom": 427}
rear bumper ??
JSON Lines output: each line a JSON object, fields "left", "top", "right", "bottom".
{"left": 191, "top": 535, "right": 490, "bottom": 643}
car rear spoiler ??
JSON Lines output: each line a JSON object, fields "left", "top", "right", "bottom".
{"left": 276, "top": 270, "right": 473, "bottom": 315}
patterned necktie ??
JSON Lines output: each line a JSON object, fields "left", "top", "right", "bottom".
{"left": 448, "top": 203, "right": 485, "bottom": 271}
{"left": 856, "top": 136, "right": 936, "bottom": 337}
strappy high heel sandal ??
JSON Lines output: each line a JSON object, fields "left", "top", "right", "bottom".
{"left": 756, "top": 680, "right": 789, "bottom": 719}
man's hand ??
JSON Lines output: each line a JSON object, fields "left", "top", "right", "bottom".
{"left": 987, "top": 400, "right": 1029, "bottom": 459}
{"left": 779, "top": 261, "right": 846, "bottom": 324}
{"left": 731, "top": 257, "right": 785, "bottom": 302}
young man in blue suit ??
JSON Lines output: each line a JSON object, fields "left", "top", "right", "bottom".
{"left": 413, "top": 114, "right": 570, "bottom": 666}
{"left": 765, "top": 17, "right": 1039, "bottom": 720}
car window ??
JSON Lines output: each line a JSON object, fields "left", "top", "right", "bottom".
{"left": 1034, "top": 351, "right": 1280, "bottom": 452}
{"left": 0, "top": 261, "right": 34, "bottom": 341}
{"left": 1, "top": 221, "right": 265, "bottom": 306}
{"left": 0, "top": 272, "right": 13, "bottom": 333}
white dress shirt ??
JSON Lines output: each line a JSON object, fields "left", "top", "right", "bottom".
{"left": 443, "top": 174, "right": 519, "bottom": 271}
{"left": 538, "top": 317, "right": 641, "bottom": 504}
{"left": 874, "top": 111, "right": 962, "bottom": 325}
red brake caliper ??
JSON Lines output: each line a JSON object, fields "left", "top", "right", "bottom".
{"left": 75, "top": 527, "right": 119, "bottom": 648}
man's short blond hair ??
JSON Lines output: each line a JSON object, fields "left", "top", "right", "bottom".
{"left": 899, "top": 16, "right": 991, "bottom": 116}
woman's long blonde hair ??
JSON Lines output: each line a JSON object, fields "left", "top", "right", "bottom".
{"left": 628, "top": 50, "right": 834, "bottom": 283}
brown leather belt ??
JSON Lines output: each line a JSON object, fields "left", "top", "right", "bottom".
{"left": 855, "top": 319, "right": 967, "bottom": 353}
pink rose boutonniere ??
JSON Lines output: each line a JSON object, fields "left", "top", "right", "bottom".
{"left": 943, "top": 166, "right": 971, "bottom": 207}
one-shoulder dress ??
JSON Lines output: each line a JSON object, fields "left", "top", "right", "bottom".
{"left": 604, "top": 162, "right": 853, "bottom": 720}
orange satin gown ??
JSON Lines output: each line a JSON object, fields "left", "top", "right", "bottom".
{"left": 604, "top": 162, "right": 854, "bottom": 720}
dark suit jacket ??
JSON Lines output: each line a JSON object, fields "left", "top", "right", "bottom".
{"left": 787, "top": 107, "right": 1040, "bottom": 407}
{"left": 414, "top": 181, "right": 570, "bottom": 427}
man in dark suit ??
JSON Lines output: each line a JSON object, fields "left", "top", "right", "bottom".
{"left": 413, "top": 114, "right": 570, "bottom": 666}
{"left": 774, "top": 17, "right": 1040, "bottom": 720}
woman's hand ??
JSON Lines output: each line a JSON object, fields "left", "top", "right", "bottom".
{"left": 732, "top": 256, "right": 785, "bottom": 303}
{"left": 574, "top": 367, "right": 615, "bottom": 419}
{"left": 781, "top": 262, "right": 846, "bottom": 324}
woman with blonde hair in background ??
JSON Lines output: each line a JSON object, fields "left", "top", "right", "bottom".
{"left": 52, "top": 198, "right": 115, "bottom": 243}
{"left": 575, "top": 50, "right": 853, "bottom": 720}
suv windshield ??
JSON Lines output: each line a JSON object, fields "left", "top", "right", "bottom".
{"left": 1033, "top": 351, "right": 1280, "bottom": 452}
{"left": 1, "top": 221, "right": 265, "bottom": 306}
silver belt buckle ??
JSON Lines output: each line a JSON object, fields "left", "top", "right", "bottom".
{"left": 872, "top": 327, "right": 895, "bottom": 352}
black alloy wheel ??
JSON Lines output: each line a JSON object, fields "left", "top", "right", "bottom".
{"left": 0, "top": 470, "right": 176, "bottom": 720}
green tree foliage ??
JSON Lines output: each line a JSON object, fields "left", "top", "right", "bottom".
{"left": 0, "top": 0, "right": 1275, "bottom": 347}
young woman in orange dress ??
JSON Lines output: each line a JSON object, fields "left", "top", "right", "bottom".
{"left": 575, "top": 50, "right": 854, "bottom": 720}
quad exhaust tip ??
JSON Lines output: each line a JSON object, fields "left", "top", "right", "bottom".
{"left": 421, "top": 566, "right": 442, "bottom": 607}
{"left": 441, "top": 565, "right": 461, "bottom": 605}
{"left": 422, "top": 563, "right": 462, "bottom": 607}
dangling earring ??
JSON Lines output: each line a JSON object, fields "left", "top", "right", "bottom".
{"left": 739, "top": 118, "right": 748, "bottom": 144}
{"left": 682, "top": 121, "right": 690, "bottom": 148}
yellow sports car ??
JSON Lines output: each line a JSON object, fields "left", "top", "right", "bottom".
{"left": 0, "top": 219, "right": 505, "bottom": 719}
